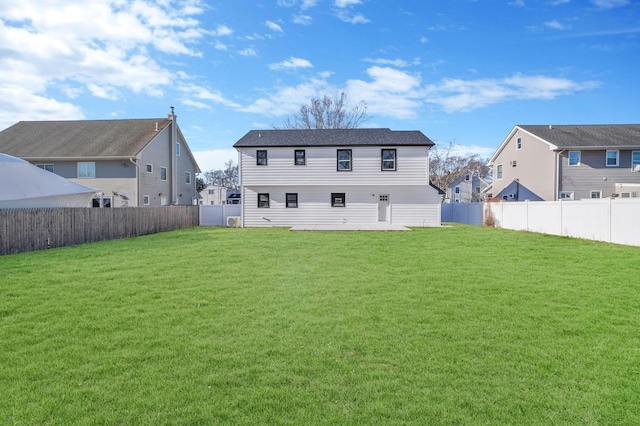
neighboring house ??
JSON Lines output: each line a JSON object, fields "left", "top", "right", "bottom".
{"left": 489, "top": 124, "right": 640, "bottom": 201}
{"left": 0, "top": 153, "right": 98, "bottom": 208}
{"left": 233, "top": 128, "right": 441, "bottom": 227}
{"left": 199, "top": 185, "right": 228, "bottom": 205}
{"left": 446, "top": 173, "right": 490, "bottom": 203}
{"left": 0, "top": 108, "right": 200, "bottom": 207}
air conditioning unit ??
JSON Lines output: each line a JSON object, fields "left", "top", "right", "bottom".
{"left": 633, "top": 165, "right": 640, "bottom": 172}
{"left": 510, "top": 160, "right": 517, "bottom": 167}
{"left": 226, "top": 216, "right": 241, "bottom": 228}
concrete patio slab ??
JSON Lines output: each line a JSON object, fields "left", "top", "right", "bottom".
{"left": 290, "top": 223, "right": 411, "bottom": 231}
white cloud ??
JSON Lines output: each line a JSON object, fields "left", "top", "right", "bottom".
{"left": 336, "top": 11, "right": 370, "bottom": 24}
{"left": 425, "top": 74, "right": 600, "bottom": 112}
{"left": 0, "top": 0, "right": 207, "bottom": 125}
{"left": 213, "top": 25, "right": 233, "bottom": 37}
{"left": 238, "top": 47, "right": 258, "bottom": 57}
{"left": 335, "top": 0, "right": 362, "bottom": 7}
{"left": 592, "top": 0, "right": 628, "bottom": 8}
{"left": 420, "top": 36, "right": 429, "bottom": 44}
{"left": 346, "top": 67, "right": 423, "bottom": 119}
{"left": 545, "top": 20, "right": 569, "bottom": 30}
{"left": 301, "top": 0, "right": 319, "bottom": 9}
{"left": 293, "top": 15, "right": 313, "bottom": 25}
{"left": 363, "top": 58, "right": 410, "bottom": 67}
{"left": 269, "top": 57, "right": 314, "bottom": 70}
{"left": 178, "top": 84, "right": 242, "bottom": 108}
{"left": 193, "top": 148, "right": 239, "bottom": 173}
{"left": 265, "top": 20, "right": 284, "bottom": 32}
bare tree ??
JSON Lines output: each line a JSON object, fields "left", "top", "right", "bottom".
{"left": 276, "top": 92, "right": 369, "bottom": 129}
{"left": 429, "top": 142, "right": 491, "bottom": 199}
{"left": 203, "top": 160, "right": 239, "bottom": 189}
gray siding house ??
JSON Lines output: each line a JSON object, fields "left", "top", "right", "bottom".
{"left": 0, "top": 109, "right": 200, "bottom": 207}
{"left": 489, "top": 125, "right": 640, "bottom": 201}
{"left": 233, "top": 128, "right": 441, "bottom": 227}
{"left": 446, "top": 173, "right": 490, "bottom": 203}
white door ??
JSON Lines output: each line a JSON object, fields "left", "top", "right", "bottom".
{"left": 378, "top": 194, "right": 389, "bottom": 222}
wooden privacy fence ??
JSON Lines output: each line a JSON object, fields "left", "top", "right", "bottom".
{"left": 0, "top": 206, "right": 199, "bottom": 256}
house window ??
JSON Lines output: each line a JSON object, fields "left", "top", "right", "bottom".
{"left": 516, "top": 137, "right": 522, "bottom": 150}
{"left": 143, "top": 195, "right": 150, "bottom": 205}
{"left": 286, "top": 193, "right": 298, "bottom": 208}
{"left": 381, "top": 149, "right": 396, "bottom": 171}
{"left": 294, "top": 150, "right": 306, "bottom": 165}
{"left": 606, "top": 150, "right": 619, "bottom": 167}
{"left": 186, "top": 172, "right": 191, "bottom": 184}
{"left": 496, "top": 164, "right": 503, "bottom": 180}
{"left": 258, "top": 193, "right": 270, "bottom": 208}
{"left": 559, "top": 191, "right": 574, "bottom": 200}
{"left": 146, "top": 163, "right": 153, "bottom": 173}
{"left": 331, "top": 193, "right": 345, "bottom": 207}
{"left": 632, "top": 151, "right": 640, "bottom": 171}
{"left": 257, "top": 150, "right": 268, "bottom": 166}
{"left": 568, "top": 151, "right": 581, "bottom": 166}
{"left": 337, "top": 149, "right": 352, "bottom": 171}
{"left": 208, "top": 189, "right": 214, "bottom": 194}
{"left": 36, "top": 164, "right": 54, "bottom": 173}
{"left": 590, "top": 190, "right": 602, "bottom": 199}
{"left": 465, "top": 174, "right": 470, "bottom": 181}
{"left": 160, "top": 167, "right": 167, "bottom": 181}
{"left": 92, "top": 196, "right": 111, "bottom": 207}
{"left": 78, "top": 162, "right": 95, "bottom": 178}
{"left": 455, "top": 186, "right": 460, "bottom": 194}
{"left": 176, "top": 142, "right": 181, "bottom": 156}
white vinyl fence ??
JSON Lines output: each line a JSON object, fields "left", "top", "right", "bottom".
{"left": 443, "top": 199, "right": 640, "bottom": 247}
{"left": 199, "top": 204, "right": 242, "bottom": 226}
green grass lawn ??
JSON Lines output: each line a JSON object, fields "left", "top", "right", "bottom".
{"left": 1, "top": 225, "right": 639, "bottom": 425}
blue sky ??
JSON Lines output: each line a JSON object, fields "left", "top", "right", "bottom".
{"left": 1, "top": 0, "right": 638, "bottom": 172}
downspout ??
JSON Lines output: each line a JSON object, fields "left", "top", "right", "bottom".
{"left": 555, "top": 150, "right": 564, "bottom": 201}
{"left": 169, "top": 106, "right": 178, "bottom": 205}
{"left": 129, "top": 157, "right": 140, "bottom": 206}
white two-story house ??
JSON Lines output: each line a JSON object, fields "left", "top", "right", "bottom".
{"left": 233, "top": 128, "right": 441, "bottom": 227}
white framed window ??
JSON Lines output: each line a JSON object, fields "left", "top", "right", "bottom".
{"left": 186, "top": 172, "right": 191, "bottom": 184}
{"left": 258, "top": 193, "right": 270, "bottom": 208}
{"left": 146, "top": 163, "right": 153, "bottom": 173}
{"left": 337, "top": 149, "right": 352, "bottom": 171}
{"left": 606, "top": 150, "right": 619, "bottom": 167}
{"left": 455, "top": 186, "right": 460, "bottom": 194}
{"left": 590, "top": 190, "right": 602, "bottom": 199}
{"left": 559, "top": 191, "right": 574, "bottom": 200}
{"left": 465, "top": 174, "right": 470, "bottom": 181}
{"left": 286, "top": 193, "right": 298, "bottom": 208}
{"left": 160, "top": 167, "right": 167, "bottom": 181}
{"left": 632, "top": 151, "right": 640, "bottom": 171}
{"left": 78, "top": 162, "right": 96, "bottom": 178}
{"left": 176, "top": 142, "right": 181, "bottom": 156}
{"left": 568, "top": 151, "right": 581, "bottom": 166}
{"left": 36, "top": 164, "right": 54, "bottom": 173}
{"left": 143, "top": 195, "right": 150, "bottom": 205}
{"left": 208, "top": 189, "right": 214, "bottom": 194}
{"left": 516, "top": 137, "right": 522, "bottom": 150}
{"left": 496, "top": 164, "right": 503, "bottom": 180}
{"left": 381, "top": 149, "right": 396, "bottom": 171}
{"left": 294, "top": 150, "right": 306, "bottom": 166}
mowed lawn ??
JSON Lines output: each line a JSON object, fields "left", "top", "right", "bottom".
{"left": 1, "top": 225, "right": 639, "bottom": 425}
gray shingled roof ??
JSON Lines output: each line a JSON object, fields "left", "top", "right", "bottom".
{"left": 0, "top": 119, "right": 172, "bottom": 159}
{"left": 519, "top": 124, "right": 640, "bottom": 149}
{"left": 233, "top": 128, "right": 435, "bottom": 148}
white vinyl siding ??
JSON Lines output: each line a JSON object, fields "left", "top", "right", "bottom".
{"left": 239, "top": 146, "right": 429, "bottom": 186}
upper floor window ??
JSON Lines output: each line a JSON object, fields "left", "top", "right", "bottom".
{"left": 186, "top": 172, "right": 191, "bottom": 184}
{"left": 36, "top": 164, "right": 54, "bottom": 173}
{"left": 257, "top": 150, "right": 268, "bottom": 166}
{"left": 160, "top": 167, "right": 167, "bottom": 181}
{"left": 568, "top": 151, "right": 581, "bottom": 166}
{"left": 258, "top": 193, "right": 270, "bottom": 208}
{"left": 294, "top": 150, "right": 306, "bottom": 165}
{"left": 176, "top": 142, "right": 181, "bottom": 156}
{"left": 455, "top": 186, "right": 460, "bottom": 194}
{"left": 496, "top": 164, "right": 503, "bottom": 180}
{"left": 465, "top": 174, "right": 470, "bottom": 181}
{"left": 606, "top": 150, "right": 619, "bottom": 167}
{"left": 337, "top": 149, "right": 352, "bottom": 171}
{"left": 381, "top": 149, "right": 396, "bottom": 171}
{"left": 632, "top": 151, "right": 640, "bottom": 171}
{"left": 78, "top": 162, "right": 95, "bottom": 178}
{"left": 516, "top": 137, "right": 522, "bottom": 150}
{"left": 146, "top": 163, "right": 153, "bottom": 173}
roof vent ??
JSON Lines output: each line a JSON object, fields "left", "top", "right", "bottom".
{"left": 155, "top": 122, "right": 159, "bottom": 131}
{"left": 549, "top": 125, "right": 553, "bottom": 130}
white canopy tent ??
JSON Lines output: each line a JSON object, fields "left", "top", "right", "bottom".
{"left": 0, "top": 153, "right": 99, "bottom": 208}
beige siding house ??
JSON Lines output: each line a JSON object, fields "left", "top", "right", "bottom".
{"left": 489, "top": 125, "right": 640, "bottom": 201}
{"left": 0, "top": 109, "right": 200, "bottom": 207}
{"left": 233, "top": 128, "right": 441, "bottom": 227}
